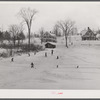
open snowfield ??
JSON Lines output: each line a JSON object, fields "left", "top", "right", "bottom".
{"left": 0, "top": 37, "right": 100, "bottom": 89}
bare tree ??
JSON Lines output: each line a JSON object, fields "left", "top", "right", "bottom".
{"left": 53, "top": 25, "right": 62, "bottom": 37}
{"left": 39, "top": 27, "right": 44, "bottom": 44}
{"left": 18, "top": 8, "right": 38, "bottom": 51}
{"left": 16, "top": 25, "right": 25, "bottom": 49}
{"left": 4, "top": 31, "right": 11, "bottom": 44}
{"left": 9, "top": 24, "right": 20, "bottom": 56}
{"left": 56, "top": 20, "right": 75, "bottom": 48}
{"left": 9, "top": 24, "right": 19, "bottom": 48}
{"left": 0, "top": 31, "right": 4, "bottom": 45}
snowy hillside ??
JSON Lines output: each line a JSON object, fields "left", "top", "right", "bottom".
{"left": 0, "top": 37, "right": 100, "bottom": 89}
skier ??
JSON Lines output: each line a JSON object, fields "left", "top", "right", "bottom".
{"left": 11, "top": 58, "right": 14, "bottom": 62}
{"left": 77, "top": 65, "right": 79, "bottom": 68}
{"left": 57, "top": 65, "right": 58, "bottom": 68}
{"left": 45, "top": 52, "right": 47, "bottom": 57}
{"left": 57, "top": 56, "right": 59, "bottom": 59}
{"left": 51, "top": 49, "right": 54, "bottom": 55}
{"left": 31, "top": 62, "right": 34, "bottom": 68}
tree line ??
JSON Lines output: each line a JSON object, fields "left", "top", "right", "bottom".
{"left": 0, "top": 24, "right": 25, "bottom": 48}
{"left": 0, "top": 7, "right": 77, "bottom": 52}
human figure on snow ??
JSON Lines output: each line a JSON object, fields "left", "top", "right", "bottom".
{"left": 51, "top": 49, "right": 54, "bottom": 55}
{"left": 45, "top": 52, "right": 47, "bottom": 57}
{"left": 57, "top": 56, "right": 59, "bottom": 59}
{"left": 31, "top": 62, "right": 34, "bottom": 68}
{"left": 57, "top": 65, "right": 58, "bottom": 68}
{"left": 77, "top": 65, "right": 79, "bottom": 68}
{"left": 11, "top": 58, "right": 14, "bottom": 62}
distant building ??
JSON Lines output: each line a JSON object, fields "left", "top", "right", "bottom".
{"left": 82, "top": 27, "right": 96, "bottom": 40}
{"left": 42, "top": 31, "right": 57, "bottom": 42}
{"left": 45, "top": 42, "right": 56, "bottom": 48}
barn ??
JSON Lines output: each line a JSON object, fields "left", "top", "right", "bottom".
{"left": 45, "top": 42, "right": 56, "bottom": 48}
{"left": 82, "top": 27, "right": 96, "bottom": 40}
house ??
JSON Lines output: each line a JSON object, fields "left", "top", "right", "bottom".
{"left": 45, "top": 42, "right": 56, "bottom": 48}
{"left": 42, "top": 31, "right": 57, "bottom": 42}
{"left": 82, "top": 27, "right": 96, "bottom": 40}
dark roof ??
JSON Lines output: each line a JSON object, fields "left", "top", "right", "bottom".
{"left": 45, "top": 42, "right": 56, "bottom": 45}
{"left": 45, "top": 42, "right": 56, "bottom": 48}
{"left": 82, "top": 27, "right": 95, "bottom": 37}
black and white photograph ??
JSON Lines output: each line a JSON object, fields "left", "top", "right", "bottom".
{"left": 0, "top": 1, "right": 100, "bottom": 90}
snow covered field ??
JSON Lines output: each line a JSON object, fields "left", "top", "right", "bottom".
{"left": 0, "top": 37, "right": 100, "bottom": 89}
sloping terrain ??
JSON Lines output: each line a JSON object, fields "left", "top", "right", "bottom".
{"left": 0, "top": 37, "right": 100, "bottom": 89}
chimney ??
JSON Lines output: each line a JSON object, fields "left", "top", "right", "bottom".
{"left": 88, "top": 27, "right": 90, "bottom": 30}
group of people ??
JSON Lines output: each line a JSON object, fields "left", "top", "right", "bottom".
{"left": 45, "top": 49, "right": 59, "bottom": 68}
{"left": 30, "top": 49, "right": 79, "bottom": 69}
{"left": 11, "top": 51, "right": 36, "bottom": 68}
{"left": 45, "top": 49, "right": 54, "bottom": 57}
{"left": 11, "top": 49, "right": 60, "bottom": 69}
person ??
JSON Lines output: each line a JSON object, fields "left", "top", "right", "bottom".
{"left": 51, "top": 50, "right": 54, "bottom": 55}
{"left": 31, "top": 62, "right": 34, "bottom": 68}
{"left": 57, "top": 65, "right": 58, "bottom": 68}
{"left": 45, "top": 52, "right": 47, "bottom": 57}
{"left": 57, "top": 56, "right": 59, "bottom": 59}
{"left": 11, "top": 58, "right": 14, "bottom": 62}
{"left": 77, "top": 65, "right": 79, "bottom": 68}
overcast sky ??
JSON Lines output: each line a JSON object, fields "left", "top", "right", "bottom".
{"left": 0, "top": 2, "right": 100, "bottom": 34}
